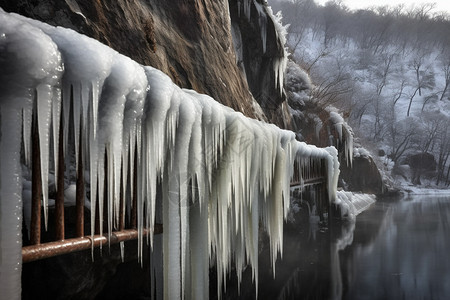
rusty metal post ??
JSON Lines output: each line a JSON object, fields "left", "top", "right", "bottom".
{"left": 95, "top": 184, "right": 100, "bottom": 234}
{"left": 76, "top": 117, "right": 84, "bottom": 237}
{"left": 55, "top": 108, "right": 65, "bottom": 240}
{"left": 30, "top": 99, "right": 41, "bottom": 245}
{"left": 103, "top": 149, "right": 108, "bottom": 234}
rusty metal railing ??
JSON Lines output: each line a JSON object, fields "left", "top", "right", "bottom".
{"left": 22, "top": 227, "right": 163, "bottom": 263}
{"left": 290, "top": 158, "right": 329, "bottom": 221}
{"left": 290, "top": 158, "right": 327, "bottom": 188}
{"left": 22, "top": 102, "right": 162, "bottom": 263}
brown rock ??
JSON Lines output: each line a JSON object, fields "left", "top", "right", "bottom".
{"left": 1, "top": 0, "right": 292, "bottom": 124}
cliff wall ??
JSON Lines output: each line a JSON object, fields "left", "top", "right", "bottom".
{"left": 0, "top": 0, "right": 290, "bottom": 126}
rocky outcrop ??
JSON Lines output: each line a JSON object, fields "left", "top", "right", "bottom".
{"left": 0, "top": 0, "right": 290, "bottom": 126}
{"left": 407, "top": 152, "right": 437, "bottom": 185}
{"left": 284, "top": 60, "right": 387, "bottom": 194}
{"left": 340, "top": 155, "right": 384, "bottom": 195}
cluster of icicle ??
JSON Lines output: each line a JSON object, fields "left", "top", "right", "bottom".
{"left": 237, "top": 0, "right": 288, "bottom": 96}
{"left": 335, "top": 191, "right": 376, "bottom": 221}
{"left": 329, "top": 111, "right": 354, "bottom": 167}
{"left": 0, "top": 10, "right": 339, "bottom": 300}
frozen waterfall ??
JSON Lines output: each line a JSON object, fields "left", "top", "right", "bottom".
{"left": 0, "top": 10, "right": 339, "bottom": 300}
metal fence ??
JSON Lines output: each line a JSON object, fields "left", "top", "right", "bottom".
{"left": 21, "top": 106, "right": 162, "bottom": 263}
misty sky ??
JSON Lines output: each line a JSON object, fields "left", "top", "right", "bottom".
{"left": 315, "top": 0, "right": 450, "bottom": 13}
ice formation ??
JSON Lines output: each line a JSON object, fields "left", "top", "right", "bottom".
{"left": 329, "top": 110, "right": 353, "bottom": 167}
{"left": 266, "top": 6, "right": 289, "bottom": 96}
{"left": 335, "top": 191, "right": 376, "bottom": 221}
{"left": 237, "top": 0, "right": 288, "bottom": 96}
{"left": 0, "top": 10, "right": 339, "bottom": 300}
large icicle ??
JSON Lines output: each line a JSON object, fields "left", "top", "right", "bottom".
{"left": 0, "top": 10, "right": 62, "bottom": 299}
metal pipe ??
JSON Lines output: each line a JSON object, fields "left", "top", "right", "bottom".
{"left": 22, "top": 225, "right": 163, "bottom": 263}
{"left": 290, "top": 177, "right": 325, "bottom": 188}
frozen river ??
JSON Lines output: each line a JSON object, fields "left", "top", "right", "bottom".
{"left": 220, "top": 194, "right": 450, "bottom": 299}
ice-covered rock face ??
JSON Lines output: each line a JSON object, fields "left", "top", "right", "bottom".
{"left": 230, "top": 0, "right": 290, "bottom": 126}
{"left": 0, "top": 9, "right": 339, "bottom": 300}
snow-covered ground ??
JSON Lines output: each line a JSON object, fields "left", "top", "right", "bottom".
{"left": 395, "top": 179, "right": 450, "bottom": 195}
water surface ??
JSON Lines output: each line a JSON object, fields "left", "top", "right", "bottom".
{"left": 220, "top": 195, "right": 450, "bottom": 300}
{"left": 341, "top": 195, "right": 450, "bottom": 300}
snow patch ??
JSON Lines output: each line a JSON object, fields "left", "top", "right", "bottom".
{"left": 335, "top": 191, "right": 376, "bottom": 221}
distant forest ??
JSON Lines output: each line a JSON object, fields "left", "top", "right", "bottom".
{"left": 270, "top": 0, "right": 450, "bottom": 186}
{"left": 271, "top": 0, "right": 450, "bottom": 53}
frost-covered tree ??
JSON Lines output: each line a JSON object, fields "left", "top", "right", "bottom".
{"left": 271, "top": 0, "right": 450, "bottom": 187}
{"left": 438, "top": 53, "right": 450, "bottom": 101}
{"left": 407, "top": 53, "right": 435, "bottom": 116}
{"left": 387, "top": 117, "right": 419, "bottom": 164}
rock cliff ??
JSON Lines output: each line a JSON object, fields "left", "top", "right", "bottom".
{"left": 0, "top": 0, "right": 290, "bottom": 126}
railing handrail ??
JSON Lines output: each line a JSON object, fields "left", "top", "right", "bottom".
{"left": 22, "top": 226, "right": 162, "bottom": 263}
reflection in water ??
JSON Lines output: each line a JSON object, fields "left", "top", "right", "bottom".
{"left": 218, "top": 195, "right": 450, "bottom": 299}
{"left": 341, "top": 195, "right": 450, "bottom": 300}
{"left": 220, "top": 206, "right": 357, "bottom": 299}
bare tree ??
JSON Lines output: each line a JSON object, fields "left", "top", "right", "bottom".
{"left": 419, "top": 112, "right": 445, "bottom": 153}
{"left": 392, "top": 78, "right": 407, "bottom": 106}
{"left": 388, "top": 117, "right": 419, "bottom": 164}
{"left": 283, "top": 0, "right": 317, "bottom": 52}
{"left": 407, "top": 55, "right": 435, "bottom": 116}
{"left": 322, "top": 1, "right": 347, "bottom": 47}
{"left": 411, "top": 51, "right": 427, "bottom": 96}
{"left": 406, "top": 86, "right": 420, "bottom": 117}
{"left": 372, "top": 54, "right": 395, "bottom": 140}
{"left": 309, "top": 55, "right": 354, "bottom": 107}
{"left": 436, "top": 125, "right": 450, "bottom": 185}
{"left": 439, "top": 54, "right": 450, "bottom": 100}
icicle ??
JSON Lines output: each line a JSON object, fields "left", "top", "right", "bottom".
{"left": 36, "top": 83, "right": 53, "bottom": 230}
{"left": 22, "top": 107, "right": 33, "bottom": 167}
{"left": 243, "top": 0, "right": 252, "bottom": 21}
{"left": 254, "top": 1, "right": 267, "bottom": 53}
{"left": 52, "top": 88, "right": 62, "bottom": 191}
{"left": 120, "top": 241, "right": 125, "bottom": 263}
{"left": 0, "top": 107, "right": 25, "bottom": 300}
{"left": 344, "top": 126, "right": 354, "bottom": 167}
{"left": 0, "top": 10, "right": 62, "bottom": 299}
